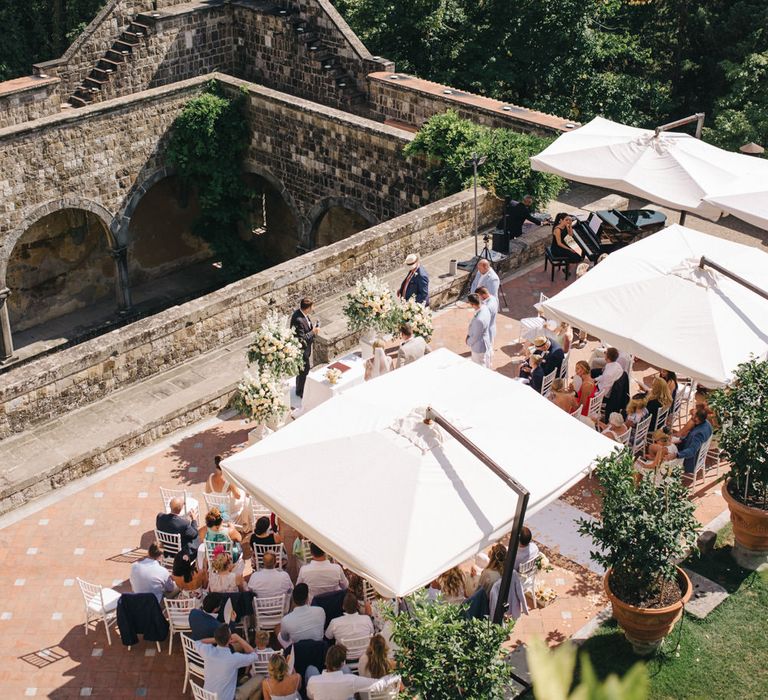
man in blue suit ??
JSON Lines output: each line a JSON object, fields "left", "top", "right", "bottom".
{"left": 397, "top": 253, "right": 429, "bottom": 305}
{"left": 677, "top": 408, "right": 713, "bottom": 473}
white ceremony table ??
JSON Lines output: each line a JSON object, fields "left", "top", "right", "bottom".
{"left": 302, "top": 352, "right": 366, "bottom": 412}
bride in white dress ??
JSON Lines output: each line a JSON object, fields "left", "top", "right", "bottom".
{"left": 364, "top": 340, "right": 393, "bottom": 381}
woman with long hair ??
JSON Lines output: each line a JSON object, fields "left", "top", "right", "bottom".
{"left": 437, "top": 566, "right": 473, "bottom": 604}
{"left": 359, "top": 634, "right": 396, "bottom": 679}
{"left": 262, "top": 653, "right": 301, "bottom": 700}
{"left": 645, "top": 376, "right": 673, "bottom": 429}
{"left": 364, "top": 339, "right": 393, "bottom": 381}
{"left": 573, "top": 360, "right": 596, "bottom": 417}
{"left": 478, "top": 543, "right": 507, "bottom": 596}
{"left": 550, "top": 213, "right": 583, "bottom": 263}
{"left": 171, "top": 551, "right": 207, "bottom": 593}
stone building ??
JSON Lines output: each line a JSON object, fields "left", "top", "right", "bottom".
{"left": 0, "top": 0, "right": 569, "bottom": 486}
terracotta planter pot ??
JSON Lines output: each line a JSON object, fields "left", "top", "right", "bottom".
{"left": 722, "top": 478, "right": 768, "bottom": 554}
{"left": 603, "top": 567, "right": 692, "bottom": 656}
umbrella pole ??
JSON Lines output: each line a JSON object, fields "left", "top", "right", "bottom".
{"left": 699, "top": 256, "right": 768, "bottom": 301}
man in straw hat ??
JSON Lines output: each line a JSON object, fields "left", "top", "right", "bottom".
{"left": 397, "top": 253, "right": 429, "bottom": 305}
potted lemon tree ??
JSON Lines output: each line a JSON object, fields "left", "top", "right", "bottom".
{"left": 710, "top": 358, "right": 768, "bottom": 569}
{"left": 578, "top": 449, "right": 699, "bottom": 655}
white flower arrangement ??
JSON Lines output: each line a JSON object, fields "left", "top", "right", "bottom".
{"left": 343, "top": 274, "right": 397, "bottom": 334}
{"left": 247, "top": 311, "right": 303, "bottom": 379}
{"left": 534, "top": 585, "right": 558, "bottom": 607}
{"left": 394, "top": 296, "right": 434, "bottom": 342}
{"left": 325, "top": 367, "right": 343, "bottom": 385}
{"left": 232, "top": 370, "right": 289, "bottom": 424}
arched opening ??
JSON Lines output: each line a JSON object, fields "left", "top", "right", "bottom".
{"left": 241, "top": 173, "right": 301, "bottom": 267}
{"left": 7, "top": 208, "right": 115, "bottom": 333}
{"left": 311, "top": 201, "right": 376, "bottom": 249}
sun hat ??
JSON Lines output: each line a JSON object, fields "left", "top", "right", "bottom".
{"left": 533, "top": 336, "right": 548, "bottom": 348}
{"left": 405, "top": 253, "right": 419, "bottom": 266}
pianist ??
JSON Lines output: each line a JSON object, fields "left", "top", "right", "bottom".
{"left": 507, "top": 195, "right": 546, "bottom": 238}
{"left": 550, "top": 214, "right": 584, "bottom": 263}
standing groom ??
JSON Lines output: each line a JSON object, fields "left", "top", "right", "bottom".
{"left": 465, "top": 293, "right": 491, "bottom": 368}
{"left": 290, "top": 298, "right": 317, "bottom": 399}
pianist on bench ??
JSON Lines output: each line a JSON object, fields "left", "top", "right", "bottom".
{"left": 550, "top": 213, "right": 584, "bottom": 264}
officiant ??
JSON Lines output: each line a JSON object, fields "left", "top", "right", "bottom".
{"left": 397, "top": 253, "right": 429, "bottom": 305}
{"left": 290, "top": 297, "right": 317, "bottom": 399}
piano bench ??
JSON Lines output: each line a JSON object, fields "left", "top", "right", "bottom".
{"left": 544, "top": 248, "right": 571, "bottom": 281}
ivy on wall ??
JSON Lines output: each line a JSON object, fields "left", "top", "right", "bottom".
{"left": 166, "top": 80, "right": 261, "bottom": 275}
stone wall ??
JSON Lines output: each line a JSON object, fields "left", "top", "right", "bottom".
{"left": 0, "top": 187, "right": 500, "bottom": 439}
{"left": 368, "top": 73, "right": 575, "bottom": 135}
{"left": 0, "top": 73, "right": 426, "bottom": 286}
{"left": 0, "top": 77, "right": 61, "bottom": 129}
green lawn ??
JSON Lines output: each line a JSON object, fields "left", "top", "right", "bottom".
{"left": 571, "top": 525, "right": 768, "bottom": 699}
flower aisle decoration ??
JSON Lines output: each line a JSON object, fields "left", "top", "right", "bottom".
{"left": 394, "top": 296, "right": 434, "bottom": 342}
{"left": 325, "top": 367, "right": 343, "bottom": 385}
{"left": 342, "top": 274, "right": 397, "bottom": 335}
{"left": 534, "top": 586, "right": 557, "bottom": 608}
{"left": 232, "top": 370, "right": 289, "bottom": 425}
{"left": 246, "top": 311, "right": 303, "bottom": 379}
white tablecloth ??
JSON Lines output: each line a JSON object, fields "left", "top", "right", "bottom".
{"left": 302, "top": 353, "right": 365, "bottom": 412}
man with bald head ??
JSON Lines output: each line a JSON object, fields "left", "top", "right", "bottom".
{"left": 247, "top": 550, "right": 294, "bottom": 600}
{"left": 156, "top": 497, "right": 200, "bottom": 556}
{"left": 470, "top": 259, "right": 500, "bottom": 298}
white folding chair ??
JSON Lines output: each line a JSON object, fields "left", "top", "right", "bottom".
{"left": 252, "top": 544, "right": 286, "bottom": 571}
{"left": 362, "top": 579, "right": 378, "bottom": 605}
{"left": 540, "top": 368, "right": 557, "bottom": 396}
{"left": 252, "top": 648, "right": 282, "bottom": 676}
{"left": 191, "top": 684, "right": 218, "bottom": 700}
{"left": 517, "top": 556, "right": 540, "bottom": 609}
{"left": 160, "top": 487, "right": 199, "bottom": 520}
{"left": 652, "top": 405, "right": 670, "bottom": 435}
{"left": 363, "top": 676, "right": 402, "bottom": 700}
{"left": 76, "top": 578, "right": 120, "bottom": 645}
{"left": 631, "top": 415, "right": 653, "bottom": 457}
{"left": 689, "top": 436, "right": 713, "bottom": 486}
{"left": 181, "top": 633, "right": 206, "bottom": 693}
{"left": 251, "top": 499, "right": 272, "bottom": 523}
{"left": 673, "top": 380, "right": 697, "bottom": 430}
{"left": 559, "top": 351, "right": 570, "bottom": 381}
{"left": 587, "top": 387, "right": 605, "bottom": 424}
{"left": 154, "top": 529, "right": 181, "bottom": 569}
{"left": 614, "top": 429, "right": 631, "bottom": 446}
{"left": 205, "top": 539, "right": 233, "bottom": 568}
{"left": 569, "top": 404, "right": 582, "bottom": 417}
{"left": 164, "top": 596, "right": 199, "bottom": 655}
{"left": 339, "top": 634, "right": 372, "bottom": 673}
{"left": 203, "top": 492, "right": 232, "bottom": 519}
{"left": 253, "top": 594, "right": 287, "bottom": 632}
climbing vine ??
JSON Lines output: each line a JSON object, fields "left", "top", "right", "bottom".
{"left": 167, "top": 80, "right": 261, "bottom": 275}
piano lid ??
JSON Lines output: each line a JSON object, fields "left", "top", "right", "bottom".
{"left": 597, "top": 209, "right": 667, "bottom": 232}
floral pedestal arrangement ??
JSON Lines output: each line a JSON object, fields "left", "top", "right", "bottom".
{"left": 247, "top": 423, "right": 273, "bottom": 445}
{"left": 343, "top": 275, "right": 397, "bottom": 358}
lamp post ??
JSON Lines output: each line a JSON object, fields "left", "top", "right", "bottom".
{"left": 467, "top": 153, "right": 488, "bottom": 257}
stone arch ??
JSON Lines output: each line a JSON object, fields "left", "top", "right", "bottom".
{"left": 1, "top": 197, "right": 115, "bottom": 287}
{"left": 242, "top": 162, "right": 303, "bottom": 232}
{"left": 307, "top": 197, "right": 378, "bottom": 250}
{"left": 112, "top": 165, "right": 175, "bottom": 247}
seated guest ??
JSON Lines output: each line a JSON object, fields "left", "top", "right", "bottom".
{"left": 435, "top": 566, "right": 476, "bottom": 604}
{"left": 533, "top": 335, "right": 564, "bottom": 377}
{"left": 515, "top": 527, "right": 539, "bottom": 571}
{"left": 596, "top": 348, "right": 623, "bottom": 395}
{"left": 156, "top": 497, "right": 200, "bottom": 556}
{"left": 572, "top": 360, "right": 596, "bottom": 417}
{"left": 549, "top": 213, "right": 583, "bottom": 263}
{"left": 549, "top": 378, "right": 578, "bottom": 412}
{"left": 625, "top": 397, "right": 649, "bottom": 431}
{"left": 306, "top": 644, "right": 374, "bottom": 700}
{"left": 130, "top": 542, "right": 176, "bottom": 602}
{"left": 207, "top": 455, "right": 248, "bottom": 526}
{"left": 194, "top": 623, "right": 262, "bottom": 700}
{"left": 599, "top": 412, "right": 630, "bottom": 442}
{"left": 297, "top": 544, "right": 349, "bottom": 601}
{"left": 526, "top": 354, "right": 545, "bottom": 393}
{"left": 358, "top": 634, "right": 396, "bottom": 679}
{"left": 200, "top": 507, "right": 243, "bottom": 569}
{"left": 646, "top": 429, "right": 678, "bottom": 464}
{"left": 677, "top": 388, "right": 717, "bottom": 439}
{"left": 247, "top": 551, "right": 293, "bottom": 600}
{"left": 325, "top": 591, "right": 374, "bottom": 643}
{"left": 396, "top": 323, "right": 429, "bottom": 368}
{"left": 644, "top": 376, "right": 674, "bottom": 430}
{"left": 250, "top": 515, "right": 283, "bottom": 550}
{"left": 171, "top": 551, "right": 207, "bottom": 593}
{"left": 263, "top": 653, "right": 302, "bottom": 700}
{"left": 365, "top": 339, "right": 393, "bottom": 381}
{"left": 545, "top": 320, "right": 571, "bottom": 354}
{"left": 189, "top": 592, "right": 234, "bottom": 640}
{"left": 276, "top": 584, "right": 326, "bottom": 648}
{"left": 478, "top": 543, "right": 507, "bottom": 597}
{"left": 676, "top": 408, "right": 713, "bottom": 474}
{"left": 604, "top": 370, "right": 630, "bottom": 421}
{"left": 209, "top": 550, "right": 246, "bottom": 593}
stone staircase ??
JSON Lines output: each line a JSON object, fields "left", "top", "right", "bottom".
{"left": 68, "top": 16, "right": 153, "bottom": 108}
{"left": 271, "top": 5, "right": 367, "bottom": 109}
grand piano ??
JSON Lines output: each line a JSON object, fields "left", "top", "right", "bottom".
{"left": 570, "top": 209, "right": 667, "bottom": 261}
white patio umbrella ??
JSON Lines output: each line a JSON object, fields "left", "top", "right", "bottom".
{"left": 222, "top": 349, "right": 616, "bottom": 598}
{"left": 704, "top": 176, "right": 768, "bottom": 231}
{"left": 536, "top": 225, "right": 768, "bottom": 387}
{"left": 530, "top": 116, "right": 768, "bottom": 221}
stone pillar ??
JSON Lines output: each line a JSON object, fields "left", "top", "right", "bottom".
{"left": 110, "top": 246, "right": 133, "bottom": 313}
{"left": 0, "top": 287, "right": 16, "bottom": 365}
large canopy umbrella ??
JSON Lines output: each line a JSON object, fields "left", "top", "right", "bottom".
{"left": 222, "top": 349, "right": 616, "bottom": 598}
{"left": 536, "top": 225, "right": 768, "bottom": 387}
{"left": 704, "top": 176, "right": 768, "bottom": 232}
{"left": 530, "top": 116, "right": 767, "bottom": 221}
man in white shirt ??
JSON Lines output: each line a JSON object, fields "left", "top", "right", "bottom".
{"left": 297, "top": 543, "right": 349, "bottom": 601}
{"left": 469, "top": 259, "right": 500, "bottom": 297}
{"left": 325, "top": 591, "right": 374, "bottom": 644}
{"left": 306, "top": 644, "right": 374, "bottom": 700}
{"left": 247, "top": 552, "right": 293, "bottom": 600}
{"left": 475, "top": 286, "right": 498, "bottom": 362}
{"left": 276, "top": 583, "right": 326, "bottom": 648}
{"left": 129, "top": 542, "right": 176, "bottom": 602}
{"left": 596, "top": 347, "right": 623, "bottom": 396}
{"left": 195, "top": 624, "right": 262, "bottom": 700}
{"left": 395, "top": 322, "right": 429, "bottom": 368}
